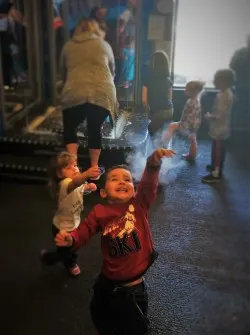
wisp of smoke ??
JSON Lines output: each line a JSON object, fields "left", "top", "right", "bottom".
{"left": 126, "top": 130, "right": 185, "bottom": 185}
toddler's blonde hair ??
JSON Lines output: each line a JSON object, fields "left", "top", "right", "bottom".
{"left": 186, "top": 80, "right": 205, "bottom": 94}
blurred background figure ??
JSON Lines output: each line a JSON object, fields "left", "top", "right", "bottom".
{"left": 229, "top": 34, "right": 250, "bottom": 134}
{"left": 104, "top": 0, "right": 136, "bottom": 91}
{"left": 0, "top": 0, "right": 26, "bottom": 90}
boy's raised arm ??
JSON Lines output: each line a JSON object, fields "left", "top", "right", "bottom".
{"left": 136, "top": 149, "right": 175, "bottom": 209}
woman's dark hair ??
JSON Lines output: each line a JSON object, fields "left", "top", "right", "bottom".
{"left": 90, "top": 6, "right": 100, "bottom": 19}
{"left": 89, "top": 6, "right": 108, "bottom": 33}
{"left": 149, "top": 50, "right": 170, "bottom": 78}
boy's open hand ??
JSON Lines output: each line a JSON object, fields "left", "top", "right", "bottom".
{"left": 55, "top": 230, "right": 73, "bottom": 247}
{"left": 150, "top": 148, "right": 176, "bottom": 166}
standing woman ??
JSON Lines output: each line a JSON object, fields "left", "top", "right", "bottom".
{"left": 142, "top": 50, "right": 174, "bottom": 146}
{"left": 60, "top": 18, "right": 117, "bottom": 179}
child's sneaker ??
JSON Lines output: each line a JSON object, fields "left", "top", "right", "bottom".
{"left": 202, "top": 174, "right": 221, "bottom": 184}
{"left": 90, "top": 166, "right": 105, "bottom": 181}
{"left": 69, "top": 264, "right": 81, "bottom": 277}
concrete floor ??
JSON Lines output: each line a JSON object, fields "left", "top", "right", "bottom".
{"left": 1, "top": 140, "right": 250, "bottom": 335}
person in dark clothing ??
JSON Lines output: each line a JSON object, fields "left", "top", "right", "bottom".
{"left": 90, "top": 5, "right": 107, "bottom": 23}
{"left": 142, "top": 50, "right": 174, "bottom": 149}
{"left": 55, "top": 148, "right": 176, "bottom": 335}
{"left": 0, "top": 1, "right": 14, "bottom": 87}
{"left": 0, "top": 1, "right": 26, "bottom": 88}
{"left": 229, "top": 34, "right": 250, "bottom": 132}
{"left": 89, "top": 5, "right": 108, "bottom": 39}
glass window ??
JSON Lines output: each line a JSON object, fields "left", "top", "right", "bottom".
{"left": 174, "top": 0, "right": 250, "bottom": 87}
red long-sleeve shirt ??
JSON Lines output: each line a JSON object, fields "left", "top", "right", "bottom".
{"left": 71, "top": 163, "right": 160, "bottom": 282}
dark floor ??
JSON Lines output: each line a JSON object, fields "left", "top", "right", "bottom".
{"left": 1, "top": 140, "right": 250, "bottom": 335}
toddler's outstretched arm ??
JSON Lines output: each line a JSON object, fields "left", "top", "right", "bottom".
{"left": 67, "top": 167, "right": 99, "bottom": 193}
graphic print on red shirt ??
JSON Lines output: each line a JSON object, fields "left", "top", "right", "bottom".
{"left": 103, "top": 204, "right": 137, "bottom": 239}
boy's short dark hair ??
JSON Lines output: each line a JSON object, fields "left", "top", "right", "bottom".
{"left": 214, "top": 68, "right": 235, "bottom": 87}
{"left": 100, "top": 164, "right": 132, "bottom": 188}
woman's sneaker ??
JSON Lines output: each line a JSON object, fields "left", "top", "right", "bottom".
{"left": 90, "top": 166, "right": 105, "bottom": 181}
{"left": 68, "top": 264, "right": 81, "bottom": 277}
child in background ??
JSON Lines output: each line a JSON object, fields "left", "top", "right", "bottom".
{"left": 142, "top": 50, "right": 173, "bottom": 144}
{"left": 164, "top": 80, "right": 205, "bottom": 160}
{"left": 55, "top": 148, "right": 176, "bottom": 335}
{"left": 41, "top": 152, "right": 99, "bottom": 276}
{"left": 202, "top": 69, "right": 235, "bottom": 183}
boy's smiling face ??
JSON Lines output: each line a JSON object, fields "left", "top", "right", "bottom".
{"left": 100, "top": 168, "right": 135, "bottom": 204}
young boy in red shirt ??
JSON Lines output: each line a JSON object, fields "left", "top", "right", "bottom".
{"left": 55, "top": 148, "right": 175, "bottom": 335}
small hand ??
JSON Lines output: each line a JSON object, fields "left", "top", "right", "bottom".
{"left": 150, "top": 148, "right": 176, "bottom": 165}
{"left": 87, "top": 166, "right": 100, "bottom": 179}
{"left": 84, "top": 183, "right": 97, "bottom": 193}
{"left": 55, "top": 230, "right": 73, "bottom": 247}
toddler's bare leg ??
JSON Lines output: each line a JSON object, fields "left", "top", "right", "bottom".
{"left": 164, "top": 122, "right": 180, "bottom": 148}
{"left": 188, "top": 134, "right": 197, "bottom": 158}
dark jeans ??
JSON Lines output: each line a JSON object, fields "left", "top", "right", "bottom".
{"left": 62, "top": 103, "right": 110, "bottom": 149}
{"left": 90, "top": 274, "right": 150, "bottom": 335}
{"left": 211, "top": 139, "right": 227, "bottom": 175}
{"left": 41, "top": 225, "right": 77, "bottom": 269}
